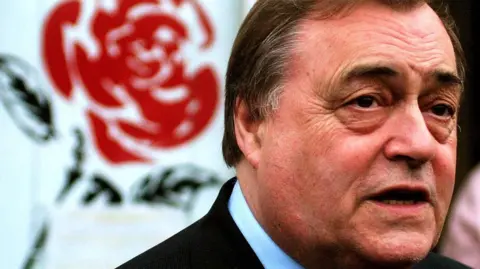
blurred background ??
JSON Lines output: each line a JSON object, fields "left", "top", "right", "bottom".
{"left": 0, "top": 0, "right": 476, "bottom": 268}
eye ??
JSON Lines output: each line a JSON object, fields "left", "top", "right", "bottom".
{"left": 431, "top": 104, "right": 455, "bottom": 117}
{"left": 348, "top": 95, "right": 379, "bottom": 108}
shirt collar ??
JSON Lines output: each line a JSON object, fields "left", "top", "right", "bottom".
{"left": 228, "top": 180, "right": 304, "bottom": 269}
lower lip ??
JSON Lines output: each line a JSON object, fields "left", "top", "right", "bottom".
{"left": 367, "top": 200, "right": 430, "bottom": 214}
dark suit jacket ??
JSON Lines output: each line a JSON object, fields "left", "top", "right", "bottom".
{"left": 117, "top": 179, "right": 470, "bottom": 269}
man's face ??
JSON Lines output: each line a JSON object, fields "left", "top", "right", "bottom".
{"left": 252, "top": 2, "right": 461, "bottom": 267}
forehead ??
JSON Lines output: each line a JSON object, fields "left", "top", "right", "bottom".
{"left": 292, "top": 2, "right": 456, "bottom": 81}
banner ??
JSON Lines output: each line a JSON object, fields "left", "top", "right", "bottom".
{"left": 0, "top": 0, "right": 243, "bottom": 268}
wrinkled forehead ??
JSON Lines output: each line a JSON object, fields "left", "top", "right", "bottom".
{"left": 291, "top": 1, "right": 456, "bottom": 78}
{"left": 303, "top": 1, "right": 451, "bottom": 45}
{"left": 334, "top": 1, "right": 445, "bottom": 35}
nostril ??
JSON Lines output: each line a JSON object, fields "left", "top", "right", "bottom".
{"left": 405, "top": 156, "right": 429, "bottom": 169}
{"left": 388, "top": 155, "right": 429, "bottom": 169}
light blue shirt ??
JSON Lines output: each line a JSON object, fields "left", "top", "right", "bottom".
{"left": 228, "top": 181, "right": 304, "bottom": 269}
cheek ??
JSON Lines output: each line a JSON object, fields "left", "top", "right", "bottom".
{"left": 259, "top": 122, "right": 344, "bottom": 207}
{"left": 434, "top": 142, "right": 457, "bottom": 211}
{"left": 295, "top": 130, "right": 385, "bottom": 206}
{"left": 311, "top": 132, "right": 384, "bottom": 179}
{"left": 260, "top": 107, "right": 385, "bottom": 211}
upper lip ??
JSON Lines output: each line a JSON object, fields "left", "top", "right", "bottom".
{"left": 367, "top": 184, "right": 432, "bottom": 204}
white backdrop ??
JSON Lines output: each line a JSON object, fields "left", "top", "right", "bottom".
{"left": 0, "top": 0, "right": 256, "bottom": 268}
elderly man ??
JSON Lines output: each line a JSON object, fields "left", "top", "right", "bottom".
{"left": 118, "top": 0, "right": 470, "bottom": 268}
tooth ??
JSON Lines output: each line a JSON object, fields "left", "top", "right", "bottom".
{"left": 381, "top": 200, "right": 417, "bottom": 205}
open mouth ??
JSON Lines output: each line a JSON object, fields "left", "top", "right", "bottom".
{"left": 369, "top": 188, "right": 429, "bottom": 205}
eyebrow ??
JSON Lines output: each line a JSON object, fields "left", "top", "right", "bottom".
{"left": 430, "top": 70, "right": 463, "bottom": 88}
{"left": 341, "top": 64, "right": 399, "bottom": 82}
{"left": 340, "top": 64, "right": 463, "bottom": 92}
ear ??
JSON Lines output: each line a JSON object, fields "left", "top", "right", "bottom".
{"left": 234, "top": 99, "right": 266, "bottom": 169}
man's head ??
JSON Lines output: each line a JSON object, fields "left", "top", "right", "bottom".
{"left": 223, "top": 0, "right": 465, "bottom": 268}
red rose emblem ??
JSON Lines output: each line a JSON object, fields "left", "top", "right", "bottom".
{"left": 42, "top": 0, "right": 219, "bottom": 164}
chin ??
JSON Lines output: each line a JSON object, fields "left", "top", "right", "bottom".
{"left": 354, "top": 232, "right": 434, "bottom": 267}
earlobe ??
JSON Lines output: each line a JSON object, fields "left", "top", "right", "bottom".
{"left": 234, "top": 99, "right": 264, "bottom": 169}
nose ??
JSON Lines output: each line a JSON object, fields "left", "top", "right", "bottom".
{"left": 383, "top": 103, "right": 437, "bottom": 169}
